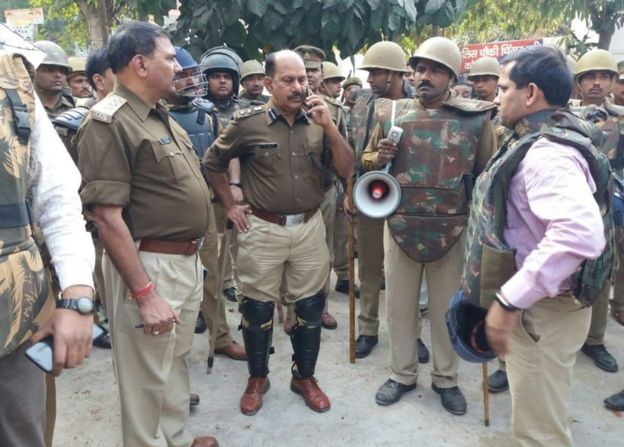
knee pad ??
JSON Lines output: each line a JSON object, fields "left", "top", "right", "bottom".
{"left": 294, "top": 292, "right": 325, "bottom": 327}
{"left": 241, "top": 298, "right": 275, "bottom": 330}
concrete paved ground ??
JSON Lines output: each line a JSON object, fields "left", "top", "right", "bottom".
{"left": 54, "top": 277, "right": 623, "bottom": 446}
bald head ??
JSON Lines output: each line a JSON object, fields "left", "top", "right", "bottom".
{"left": 265, "top": 50, "right": 305, "bottom": 78}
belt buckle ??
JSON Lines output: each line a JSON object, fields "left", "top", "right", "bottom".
{"left": 284, "top": 213, "right": 304, "bottom": 227}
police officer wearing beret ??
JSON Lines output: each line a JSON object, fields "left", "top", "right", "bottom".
{"left": 204, "top": 49, "right": 353, "bottom": 416}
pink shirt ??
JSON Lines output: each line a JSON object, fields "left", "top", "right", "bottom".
{"left": 500, "top": 137, "right": 606, "bottom": 309}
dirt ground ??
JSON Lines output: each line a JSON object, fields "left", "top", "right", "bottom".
{"left": 53, "top": 274, "right": 624, "bottom": 447}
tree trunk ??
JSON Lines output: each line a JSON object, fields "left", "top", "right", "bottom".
{"left": 76, "top": 0, "right": 111, "bottom": 50}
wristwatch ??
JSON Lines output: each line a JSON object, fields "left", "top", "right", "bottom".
{"left": 56, "top": 297, "right": 95, "bottom": 315}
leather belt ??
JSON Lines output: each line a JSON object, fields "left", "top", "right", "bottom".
{"left": 251, "top": 206, "right": 318, "bottom": 227}
{"left": 139, "top": 237, "right": 204, "bottom": 256}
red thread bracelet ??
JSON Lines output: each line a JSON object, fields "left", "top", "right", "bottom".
{"left": 129, "top": 281, "right": 155, "bottom": 299}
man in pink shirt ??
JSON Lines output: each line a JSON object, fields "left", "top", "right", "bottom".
{"left": 466, "top": 46, "right": 610, "bottom": 446}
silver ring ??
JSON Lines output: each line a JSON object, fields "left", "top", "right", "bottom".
{"left": 152, "top": 331, "right": 160, "bottom": 336}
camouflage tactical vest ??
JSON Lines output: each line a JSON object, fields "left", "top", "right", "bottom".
{"left": 375, "top": 95, "right": 494, "bottom": 262}
{"left": 0, "top": 52, "right": 53, "bottom": 357}
{"left": 462, "top": 109, "right": 613, "bottom": 308}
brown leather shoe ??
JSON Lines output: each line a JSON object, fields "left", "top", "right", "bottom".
{"left": 214, "top": 341, "right": 247, "bottom": 361}
{"left": 191, "top": 436, "right": 219, "bottom": 447}
{"left": 290, "top": 377, "right": 331, "bottom": 412}
{"left": 321, "top": 312, "right": 337, "bottom": 330}
{"left": 240, "top": 377, "right": 270, "bottom": 416}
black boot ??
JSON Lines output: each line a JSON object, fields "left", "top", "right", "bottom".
{"left": 240, "top": 298, "right": 274, "bottom": 377}
{"left": 291, "top": 293, "right": 325, "bottom": 378}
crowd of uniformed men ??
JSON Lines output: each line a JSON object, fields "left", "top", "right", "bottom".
{"left": 2, "top": 17, "right": 624, "bottom": 447}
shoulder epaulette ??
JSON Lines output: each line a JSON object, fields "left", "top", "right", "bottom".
{"left": 90, "top": 94, "right": 127, "bottom": 123}
{"left": 234, "top": 106, "right": 265, "bottom": 120}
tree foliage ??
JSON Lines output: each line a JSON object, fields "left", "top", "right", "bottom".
{"left": 173, "top": 0, "right": 473, "bottom": 61}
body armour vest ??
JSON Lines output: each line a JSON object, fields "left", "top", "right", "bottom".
{"left": 0, "top": 51, "right": 53, "bottom": 357}
{"left": 462, "top": 109, "right": 613, "bottom": 309}
{"left": 375, "top": 94, "right": 494, "bottom": 262}
{"left": 169, "top": 98, "right": 218, "bottom": 165}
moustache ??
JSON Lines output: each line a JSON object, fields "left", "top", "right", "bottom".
{"left": 417, "top": 81, "right": 433, "bottom": 89}
{"left": 288, "top": 93, "right": 305, "bottom": 101}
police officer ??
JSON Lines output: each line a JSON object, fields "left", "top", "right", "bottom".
{"left": 204, "top": 49, "right": 353, "bottom": 416}
{"left": 239, "top": 59, "right": 270, "bottom": 103}
{"left": 467, "top": 56, "right": 500, "bottom": 102}
{"left": 341, "top": 77, "right": 362, "bottom": 110}
{"left": 200, "top": 46, "right": 250, "bottom": 303}
{"left": 320, "top": 61, "right": 344, "bottom": 99}
{"left": 67, "top": 56, "right": 92, "bottom": 100}
{"left": 362, "top": 37, "right": 496, "bottom": 414}
{"left": 77, "top": 21, "right": 217, "bottom": 447}
{"left": 344, "top": 41, "right": 428, "bottom": 361}
{"left": 0, "top": 38, "right": 95, "bottom": 447}
{"left": 569, "top": 49, "right": 623, "bottom": 373}
{"left": 167, "top": 46, "right": 246, "bottom": 362}
{"left": 33, "top": 40, "right": 75, "bottom": 118}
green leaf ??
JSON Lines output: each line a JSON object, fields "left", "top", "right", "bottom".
{"left": 248, "top": 0, "right": 269, "bottom": 17}
{"left": 424, "top": 0, "right": 445, "bottom": 15}
{"left": 434, "top": 1, "right": 455, "bottom": 27}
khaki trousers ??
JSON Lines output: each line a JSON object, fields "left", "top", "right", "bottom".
{"left": 0, "top": 342, "right": 46, "bottom": 447}
{"left": 213, "top": 202, "right": 237, "bottom": 290}
{"left": 357, "top": 214, "right": 385, "bottom": 336}
{"left": 507, "top": 295, "right": 591, "bottom": 447}
{"left": 198, "top": 205, "right": 233, "bottom": 350}
{"left": 333, "top": 204, "right": 349, "bottom": 281}
{"left": 103, "top": 250, "right": 202, "bottom": 447}
{"left": 384, "top": 226, "right": 461, "bottom": 387}
{"left": 237, "top": 211, "right": 328, "bottom": 304}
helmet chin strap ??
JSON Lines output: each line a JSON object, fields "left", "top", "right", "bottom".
{"left": 382, "top": 70, "right": 392, "bottom": 95}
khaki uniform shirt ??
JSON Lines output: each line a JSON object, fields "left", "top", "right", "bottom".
{"left": 43, "top": 93, "right": 75, "bottom": 119}
{"left": 77, "top": 83, "right": 211, "bottom": 241}
{"left": 204, "top": 101, "right": 331, "bottom": 214}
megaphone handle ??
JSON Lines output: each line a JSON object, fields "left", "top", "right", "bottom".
{"left": 382, "top": 161, "right": 392, "bottom": 174}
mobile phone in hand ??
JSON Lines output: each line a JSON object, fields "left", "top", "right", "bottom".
{"left": 25, "top": 324, "right": 105, "bottom": 374}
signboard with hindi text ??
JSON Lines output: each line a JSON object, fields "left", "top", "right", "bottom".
{"left": 461, "top": 39, "right": 543, "bottom": 73}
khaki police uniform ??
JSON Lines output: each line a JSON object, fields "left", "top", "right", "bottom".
{"left": 204, "top": 102, "right": 330, "bottom": 304}
{"left": 43, "top": 93, "right": 75, "bottom": 119}
{"left": 77, "top": 83, "right": 211, "bottom": 447}
{"left": 362, "top": 95, "right": 496, "bottom": 388}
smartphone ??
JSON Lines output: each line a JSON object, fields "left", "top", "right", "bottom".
{"left": 25, "top": 324, "right": 105, "bottom": 374}
{"left": 304, "top": 85, "right": 312, "bottom": 110}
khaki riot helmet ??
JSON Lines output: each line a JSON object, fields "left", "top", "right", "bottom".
{"left": 322, "top": 62, "right": 345, "bottom": 82}
{"left": 575, "top": 49, "right": 618, "bottom": 80}
{"left": 468, "top": 56, "right": 500, "bottom": 78}
{"left": 240, "top": 59, "right": 265, "bottom": 81}
{"left": 360, "top": 41, "right": 408, "bottom": 73}
{"left": 342, "top": 76, "right": 362, "bottom": 89}
{"left": 409, "top": 37, "right": 461, "bottom": 80}
{"left": 67, "top": 56, "right": 86, "bottom": 79}
{"left": 34, "top": 40, "right": 71, "bottom": 72}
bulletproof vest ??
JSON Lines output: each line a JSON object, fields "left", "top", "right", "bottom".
{"left": 375, "top": 94, "right": 493, "bottom": 262}
{"left": 0, "top": 51, "right": 53, "bottom": 357}
{"left": 169, "top": 98, "right": 218, "bottom": 164}
{"left": 350, "top": 89, "right": 375, "bottom": 166}
{"left": 569, "top": 100, "right": 624, "bottom": 171}
{"left": 52, "top": 106, "right": 89, "bottom": 163}
{"left": 462, "top": 109, "right": 613, "bottom": 309}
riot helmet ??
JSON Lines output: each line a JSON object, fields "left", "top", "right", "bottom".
{"left": 199, "top": 46, "right": 243, "bottom": 96}
{"left": 174, "top": 46, "right": 208, "bottom": 98}
{"left": 409, "top": 37, "right": 461, "bottom": 81}
{"left": 360, "top": 41, "right": 408, "bottom": 73}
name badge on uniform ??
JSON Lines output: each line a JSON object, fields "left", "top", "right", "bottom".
{"left": 159, "top": 136, "right": 172, "bottom": 144}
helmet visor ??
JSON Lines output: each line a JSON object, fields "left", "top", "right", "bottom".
{"left": 174, "top": 71, "right": 208, "bottom": 98}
